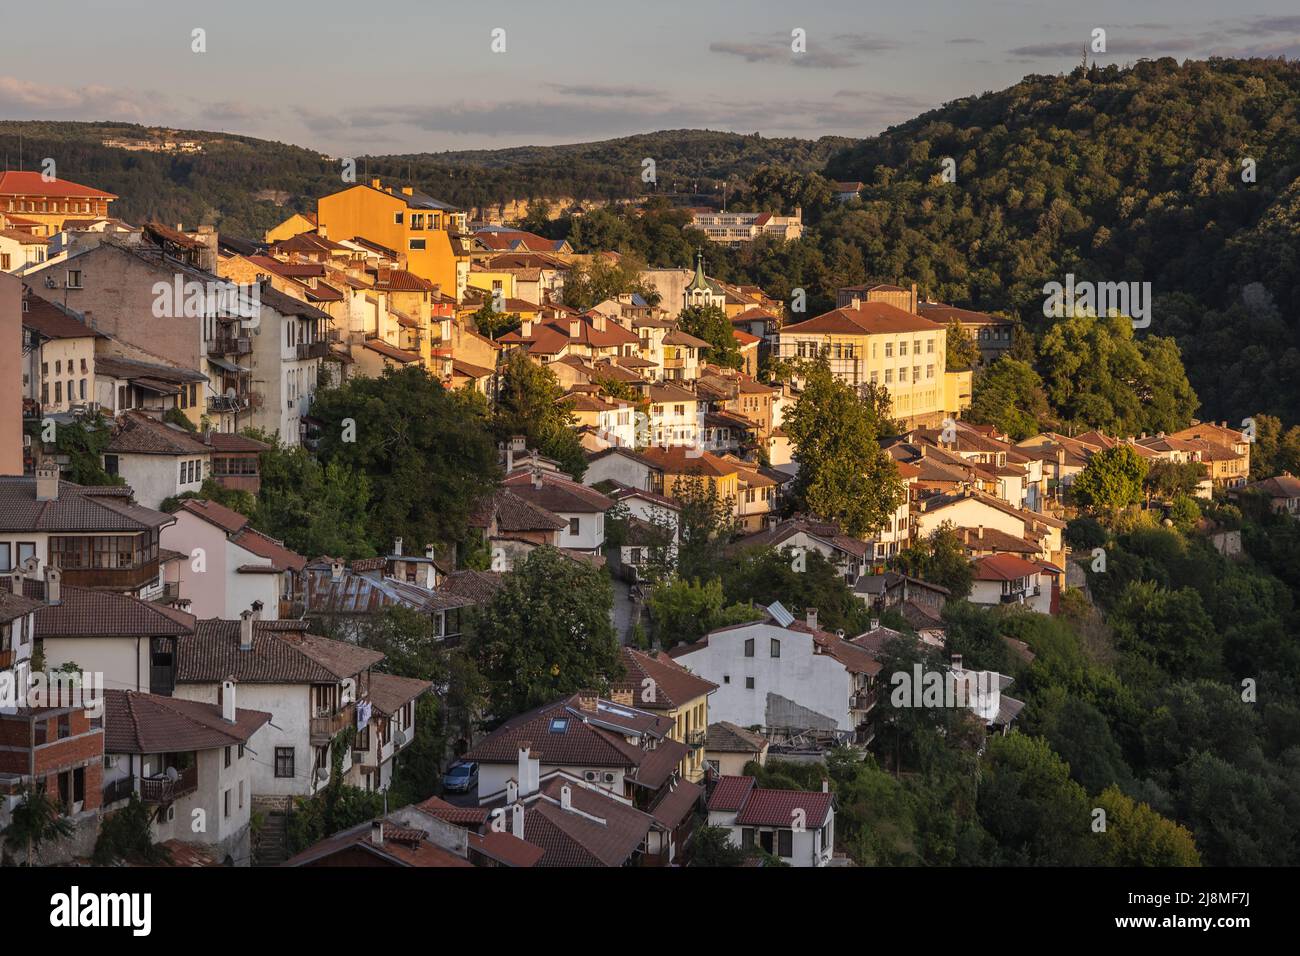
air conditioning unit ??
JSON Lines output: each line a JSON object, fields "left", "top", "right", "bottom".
{"left": 602, "top": 772, "right": 615, "bottom": 783}
{"left": 583, "top": 771, "right": 598, "bottom": 782}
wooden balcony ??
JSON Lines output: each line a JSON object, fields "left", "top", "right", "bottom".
{"left": 60, "top": 559, "right": 159, "bottom": 591}
{"left": 310, "top": 701, "right": 356, "bottom": 744}
{"left": 297, "top": 341, "right": 329, "bottom": 360}
{"left": 139, "top": 765, "right": 198, "bottom": 804}
{"left": 102, "top": 776, "right": 136, "bottom": 805}
{"left": 0, "top": 649, "right": 15, "bottom": 670}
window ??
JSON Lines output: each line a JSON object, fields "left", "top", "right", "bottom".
{"left": 55, "top": 381, "right": 62, "bottom": 404}
{"left": 0, "top": 544, "right": 9, "bottom": 572}
{"left": 778, "top": 828, "right": 794, "bottom": 857}
{"left": 274, "top": 747, "right": 294, "bottom": 778}
{"left": 741, "top": 828, "right": 756, "bottom": 850}
{"left": 770, "top": 638, "right": 781, "bottom": 658}
{"left": 884, "top": 342, "right": 893, "bottom": 358}
{"left": 238, "top": 744, "right": 245, "bottom": 759}
{"left": 568, "top": 517, "right": 580, "bottom": 536}
{"left": 746, "top": 676, "right": 755, "bottom": 689}
{"left": 393, "top": 212, "right": 404, "bottom": 224}
{"left": 224, "top": 746, "right": 232, "bottom": 768}
{"left": 223, "top": 789, "right": 231, "bottom": 818}
{"left": 409, "top": 239, "right": 426, "bottom": 250}
{"left": 899, "top": 341, "right": 907, "bottom": 356}
{"left": 927, "top": 338, "right": 935, "bottom": 354}
{"left": 884, "top": 369, "right": 893, "bottom": 384}
{"left": 744, "top": 638, "right": 754, "bottom": 657}
{"left": 66, "top": 270, "right": 82, "bottom": 289}
{"left": 239, "top": 780, "right": 245, "bottom": 809}
{"left": 926, "top": 364, "right": 934, "bottom": 379}
{"left": 723, "top": 675, "right": 730, "bottom": 684}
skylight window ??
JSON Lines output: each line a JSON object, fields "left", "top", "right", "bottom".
{"left": 549, "top": 718, "right": 568, "bottom": 733}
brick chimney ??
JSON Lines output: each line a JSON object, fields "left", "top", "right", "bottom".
{"left": 577, "top": 691, "right": 598, "bottom": 713}
{"left": 330, "top": 559, "right": 344, "bottom": 582}
{"left": 35, "top": 463, "right": 59, "bottom": 501}
{"left": 221, "top": 679, "right": 236, "bottom": 723}
{"left": 805, "top": 607, "right": 818, "bottom": 631}
{"left": 43, "top": 566, "right": 61, "bottom": 606}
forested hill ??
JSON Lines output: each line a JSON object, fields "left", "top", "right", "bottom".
{"left": 0, "top": 121, "right": 845, "bottom": 238}
{"left": 818, "top": 57, "right": 1300, "bottom": 422}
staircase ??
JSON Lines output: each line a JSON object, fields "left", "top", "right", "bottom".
{"left": 251, "top": 796, "right": 292, "bottom": 867}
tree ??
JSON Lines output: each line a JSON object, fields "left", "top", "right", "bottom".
{"left": 723, "top": 546, "right": 872, "bottom": 634}
{"left": 645, "top": 577, "right": 759, "bottom": 648}
{"left": 27, "top": 414, "right": 122, "bottom": 486}
{"left": 976, "top": 732, "right": 1097, "bottom": 865}
{"left": 966, "top": 357, "right": 1050, "bottom": 440}
{"left": 93, "top": 794, "right": 171, "bottom": 865}
{"left": 783, "top": 360, "right": 904, "bottom": 537}
{"left": 468, "top": 546, "right": 621, "bottom": 717}
{"left": 1109, "top": 581, "right": 1222, "bottom": 685}
{"left": 1071, "top": 445, "right": 1148, "bottom": 511}
{"left": 2, "top": 783, "right": 74, "bottom": 866}
{"left": 494, "top": 351, "right": 586, "bottom": 479}
{"left": 1143, "top": 460, "right": 1206, "bottom": 502}
{"left": 672, "top": 474, "right": 739, "bottom": 582}
{"left": 944, "top": 319, "right": 980, "bottom": 371}
{"left": 1093, "top": 786, "right": 1201, "bottom": 866}
{"left": 691, "top": 824, "right": 751, "bottom": 866}
{"left": 310, "top": 365, "right": 500, "bottom": 552}
{"left": 893, "top": 523, "right": 975, "bottom": 599}
{"left": 253, "top": 446, "right": 376, "bottom": 560}
{"left": 470, "top": 301, "right": 519, "bottom": 340}
{"left": 160, "top": 477, "right": 257, "bottom": 516}
{"left": 678, "top": 304, "right": 743, "bottom": 370}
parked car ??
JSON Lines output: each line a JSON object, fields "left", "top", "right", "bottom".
{"left": 442, "top": 761, "right": 479, "bottom": 793}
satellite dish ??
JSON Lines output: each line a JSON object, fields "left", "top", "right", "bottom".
{"left": 165, "top": 766, "right": 179, "bottom": 782}
{"left": 225, "top": 387, "right": 236, "bottom": 399}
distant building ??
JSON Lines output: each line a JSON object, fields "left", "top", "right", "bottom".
{"left": 690, "top": 208, "right": 803, "bottom": 245}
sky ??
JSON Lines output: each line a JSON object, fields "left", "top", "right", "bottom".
{"left": 2, "top": 0, "right": 1299, "bottom": 156}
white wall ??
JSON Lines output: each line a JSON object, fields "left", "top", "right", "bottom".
{"left": 43, "top": 635, "right": 150, "bottom": 694}
{"left": 675, "top": 623, "right": 854, "bottom": 732}
{"left": 115, "top": 452, "right": 209, "bottom": 510}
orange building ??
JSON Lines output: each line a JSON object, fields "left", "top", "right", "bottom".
{"left": 316, "top": 179, "right": 464, "bottom": 298}
{"left": 0, "top": 171, "right": 117, "bottom": 237}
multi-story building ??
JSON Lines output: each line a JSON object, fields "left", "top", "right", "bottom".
{"left": 20, "top": 289, "right": 98, "bottom": 415}
{"left": 316, "top": 179, "right": 464, "bottom": 296}
{"left": 0, "top": 171, "right": 117, "bottom": 237}
{"left": 613, "top": 647, "right": 717, "bottom": 784}
{"left": 775, "top": 300, "right": 952, "bottom": 429}
{"left": 706, "top": 774, "right": 835, "bottom": 867}
{"left": 690, "top": 208, "right": 803, "bottom": 245}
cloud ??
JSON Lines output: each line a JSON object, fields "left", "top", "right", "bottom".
{"left": 549, "top": 83, "right": 663, "bottom": 98}
{"left": 709, "top": 41, "right": 782, "bottom": 63}
{"left": 1008, "top": 36, "right": 1203, "bottom": 57}
{"left": 947, "top": 38, "right": 984, "bottom": 45}
{"left": 833, "top": 33, "right": 902, "bottom": 53}
{"left": 0, "top": 75, "right": 160, "bottom": 121}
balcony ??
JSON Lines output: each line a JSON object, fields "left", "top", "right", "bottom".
{"left": 393, "top": 725, "right": 414, "bottom": 749}
{"left": 209, "top": 334, "right": 252, "bottom": 356}
{"left": 0, "top": 649, "right": 15, "bottom": 670}
{"left": 60, "top": 558, "right": 159, "bottom": 592}
{"left": 102, "top": 776, "right": 136, "bottom": 805}
{"left": 310, "top": 701, "right": 356, "bottom": 744}
{"left": 686, "top": 729, "right": 707, "bottom": 749}
{"left": 296, "top": 341, "right": 329, "bottom": 360}
{"left": 139, "top": 765, "right": 198, "bottom": 804}
{"left": 208, "top": 393, "right": 251, "bottom": 413}
{"left": 379, "top": 737, "right": 396, "bottom": 763}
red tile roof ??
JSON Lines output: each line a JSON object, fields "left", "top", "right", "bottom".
{"left": 104, "top": 690, "right": 270, "bottom": 753}
{"left": 783, "top": 301, "right": 942, "bottom": 336}
{"left": 0, "top": 171, "right": 116, "bottom": 199}
{"left": 972, "top": 552, "right": 1043, "bottom": 581}
{"left": 734, "top": 786, "right": 833, "bottom": 828}
{"left": 615, "top": 647, "right": 717, "bottom": 710}
{"left": 706, "top": 774, "right": 756, "bottom": 812}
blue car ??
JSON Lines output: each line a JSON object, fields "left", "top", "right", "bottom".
{"left": 442, "top": 761, "right": 479, "bottom": 793}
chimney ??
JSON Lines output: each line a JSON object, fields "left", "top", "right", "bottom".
{"left": 511, "top": 803, "right": 524, "bottom": 839}
{"left": 503, "top": 441, "right": 514, "bottom": 474}
{"left": 951, "top": 653, "right": 963, "bottom": 670}
{"left": 251, "top": 600, "right": 263, "bottom": 621}
{"left": 371, "top": 821, "right": 384, "bottom": 846}
{"left": 560, "top": 784, "right": 572, "bottom": 810}
{"left": 511, "top": 435, "right": 526, "bottom": 454}
{"left": 506, "top": 779, "right": 519, "bottom": 804}
{"left": 330, "top": 560, "right": 344, "bottom": 583}
{"left": 577, "top": 691, "right": 598, "bottom": 713}
{"left": 805, "top": 607, "right": 818, "bottom": 631}
{"left": 43, "top": 566, "right": 61, "bottom": 606}
{"left": 977, "top": 524, "right": 984, "bottom": 540}
{"left": 910, "top": 282, "right": 918, "bottom": 314}
{"left": 401, "top": 186, "right": 414, "bottom": 196}
{"left": 520, "top": 319, "right": 532, "bottom": 337}
{"left": 870, "top": 618, "right": 879, "bottom": 631}
{"left": 239, "top": 609, "right": 254, "bottom": 650}
{"left": 393, "top": 537, "right": 403, "bottom": 557}
{"left": 221, "top": 680, "right": 236, "bottom": 723}
{"left": 593, "top": 314, "right": 606, "bottom": 332}
{"left": 610, "top": 686, "right": 634, "bottom": 706}
{"left": 569, "top": 320, "right": 580, "bottom": 339}
{"left": 518, "top": 746, "right": 539, "bottom": 797}
{"left": 531, "top": 469, "right": 543, "bottom": 490}
{"left": 370, "top": 178, "right": 382, "bottom": 189}
{"left": 35, "top": 463, "right": 59, "bottom": 501}
{"left": 822, "top": 778, "right": 829, "bottom": 793}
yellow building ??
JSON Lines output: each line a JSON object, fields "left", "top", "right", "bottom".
{"left": 264, "top": 211, "right": 318, "bottom": 244}
{"left": 316, "top": 179, "right": 463, "bottom": 297}
{"left": 775, "top": 301, "right": 951, "bottom": 429}
{"left": 465, "top": 267, "right": 516, "bottom": 302}
{"left": 616, "top": 647, "right": 717, "bottom": 783}
{"left": 639, "top": 446, "right": 741, "bottom": 505}
{"left": 0, "top": 171, "right": 116, "bottom": 237}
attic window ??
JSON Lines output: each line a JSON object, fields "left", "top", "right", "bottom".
{"left": 549, "top": 718, "right": 569, "bottom": 733}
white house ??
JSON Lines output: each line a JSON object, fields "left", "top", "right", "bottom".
{"left": 501, "top": 468, "right": 614, "bottom": 554}
{"left": 171, "top": 614, "right": 397, "bottom": 799}
{"left": 669, "top": 605, "right": 881, "bottom": 741}
{"left": 103, "top": 412, "right": 212, "bottom": 510}
{"left": 102, "top": 689, "right": 271, "bottom": 865}
{"left": 162, "top": 498, "right": 305, "bottom": 621}
{"left": 968, "top": 553, "right": 1053, "bottom": 614}
{"left": 706, "top": 774, "right": 835, "bottom": 867}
